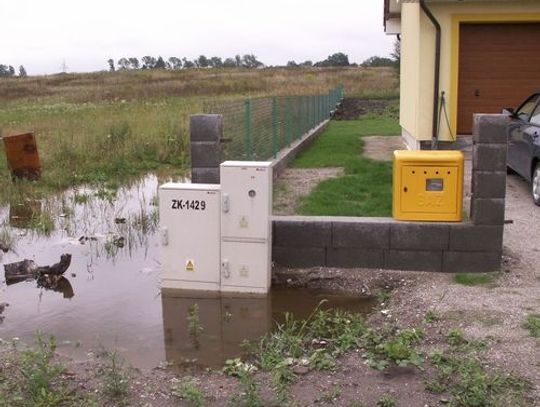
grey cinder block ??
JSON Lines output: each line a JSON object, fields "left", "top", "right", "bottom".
{"left": 332, "top": 221, "right": 390, "bottom": 249}
{"left": 326, "top": 248, "right": 384, "bottom": 268}
{"left": 191, "top": 142, "right": 221, "bottom": 167}
{"left": 273, "top": 219, "right": 332, "bottom": 248}
{"left": 190, "top": 114, "right": 223, "bottom": 142}
{"left": 385, "top": 250, "right": 442, "bottom": 272}
{"left": 473, "top": 144, "right": 507, "bottom": 172}
{"left": 390, "top": 223, "right": 449, "bottom": 250}
{"left": 191, "top": 167, "right": 220, "bottom": 184}
{"left": 449, "top": 224, "right": 503, "bottom": 251}
{"left": 272, "top": 246, "right": 326, "bottom": 268}
{"left": 443, "top": 251, "right": 501, "bottom": 273}
{"left": 472, "top": 114, "right": 509, "bottom": 145}
{"left": 471, "top": 198, "right": 505, "bottom": 225}
{"left": 472, "top": 171, "right": 507, "bottom": 199}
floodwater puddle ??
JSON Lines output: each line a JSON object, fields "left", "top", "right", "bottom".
{"left": 0, "top": 175, "right": 376, "bottom": 370}
{"left": 162, "top": 287, "right": 376, "bottom": 370}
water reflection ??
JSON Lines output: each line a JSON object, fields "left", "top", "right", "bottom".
{"left": 161, "top": 287, "right": 376, "bottom": 370}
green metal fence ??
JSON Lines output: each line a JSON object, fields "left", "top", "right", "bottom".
{"left": 202, "top": 85, "right": 344, "bottom": 161}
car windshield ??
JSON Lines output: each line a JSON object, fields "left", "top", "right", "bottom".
{"left": 516, "top": 95, "right": 540, "bottom": 121}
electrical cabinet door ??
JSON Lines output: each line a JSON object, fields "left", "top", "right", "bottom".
{"left": 221, "top": 240, "right": 271, "bottom": 294}
{"left": 159, "top": 183, "right": 221, "bottom": 290}
{"left": 220, "top": 161, "right": 272, "bottom": 241}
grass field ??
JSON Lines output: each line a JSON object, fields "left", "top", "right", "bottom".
{"left": 292, "top": 114, "right": 400, "bottom": 217}
{"left": 0, "top": 67, "right": 398, "bottom": 205}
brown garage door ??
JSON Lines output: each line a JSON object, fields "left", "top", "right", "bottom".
{"left": 458, "top": 23, "right": 540, "bottom": 134}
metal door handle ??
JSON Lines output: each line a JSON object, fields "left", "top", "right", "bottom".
{"left": 474, "top": 89, "right": 480, "bottom": 97}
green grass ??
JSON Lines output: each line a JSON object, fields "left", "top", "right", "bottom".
{"left": 0, "top": 67, "right": 398, "bottom": 206}
{"left": 454, "top": 273, "right": 498, "bottom": 287}
{"left": 523, "top": 314, "right": 540, "bottom": 338}
{"left": 291, "top": 117, "right": 400, "bottom": 216}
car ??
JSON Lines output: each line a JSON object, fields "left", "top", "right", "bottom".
{"left": 503, "top": 93, "right": 540, "bottom": 206}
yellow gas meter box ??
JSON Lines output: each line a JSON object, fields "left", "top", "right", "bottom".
{"left": 393, "top": 150, "right": 464, "bottom": 222}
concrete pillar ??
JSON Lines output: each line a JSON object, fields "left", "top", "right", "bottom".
{"left": 471, "top": 114, "right": 508, "bottom": 226}
{"left": 190, "top": 114, "right": 223, "bottom": 184}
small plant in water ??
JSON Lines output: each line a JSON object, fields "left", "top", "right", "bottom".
{"left": 171, "top": 376, "right": 206, "bottom": 407}
{"left": 0, "top": 226, "right": 16, "bottom": 253}
{"left": 187, "top": 303, "right": 204, "bottom": 339}
{"left": 28, "top": 211, "right": 55, "bottom": 236}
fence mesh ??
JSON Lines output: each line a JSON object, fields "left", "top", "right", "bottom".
{"left": 202, "top": 85, "right": 343, "bottom": 161}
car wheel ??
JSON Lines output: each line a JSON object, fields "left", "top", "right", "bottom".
{"left": 532, "top": 163, "right": 540, "bottom": 206}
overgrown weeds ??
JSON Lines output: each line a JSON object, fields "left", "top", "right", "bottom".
{"left": 425, "top": 330, "right": 531, "bottom": 407}
{"left": 523, "top": 314, "right": 540, "bottom": 338}
{"left": 171, "top": 377, "right": 207, "bottom": 407}
{"left": 98, "top": 349, "right": 131, "bottom": 403}
{"left": 0, "top": 225, "right": 17, "bottom": 253}
{"left": 0, "top": 333, "right": 95, "bottom": 406}
{"left": 454, "top": 273, "right": 498, "bottom": 287}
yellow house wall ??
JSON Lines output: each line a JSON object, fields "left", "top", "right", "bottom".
{"left": 400, "top": 1, "right": 540, "bottom": 144}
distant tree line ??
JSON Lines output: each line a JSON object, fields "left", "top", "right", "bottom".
{"left": 105, "top": 52, "right": 384, "bottom": 71}
{"left": 0, "top": 64, "right": 27, "bottom": 77}
{"left": 107, "top": 54, "right": 264, "bottom": 71}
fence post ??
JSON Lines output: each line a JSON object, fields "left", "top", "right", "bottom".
{"left": 272, "top": 97, "right": 278, "bottom": 158}
{"left": 286, "top": 97, "right": 292, "bottom": 147}
{"left": 244, "top": 99, "right": 252, "bottom": 160}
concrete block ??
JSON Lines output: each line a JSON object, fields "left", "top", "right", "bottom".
{"left": 472, "top": 114, "right": 509, "bottom": 145}
{"left": 191, "top": 167, "right": 220, "bottom": 184}
{"left": 443, "top": 251, "right": 501, "bottom": 273}
{"left": 390, "top": 223, "right": 449, "bottom": 250}
{"left": 473, "top": 144, "right": 507, "bottom": 172}
{"left": 385, "top": 250, "right": 442, "bottom": 272}
{"left": 273, "top": 218, "right": 332, "bottom": 248}
{"left": 332, "top": 221, "right": 390, "bottom": 249}
{"left": 472, "top": 171, "right": 507, "bottom": 199}
{"left": 471, "top": 198, "right": 505, "bottom": 225}
{"left": 190, "top": 114, "right": 223, "bottom": 142}
{"left": 272, "top": 246, "right": 326, "bottom": 268}
{"left": 449, "top": 224, "right": 503, "bottom": 251}
{"left": 190, "top": 142, "right": 221, "bottom": 167}
{"left": 327, "top": 248, "right": 384, "bottom": 268}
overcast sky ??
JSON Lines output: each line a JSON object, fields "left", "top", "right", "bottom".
{"left": 1, "top": 0, "right": 394, "bottom": 75}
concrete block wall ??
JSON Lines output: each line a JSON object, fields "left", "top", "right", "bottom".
{"left": 190, "top": 115, "right": 223, "bottom": 184}
{"left": 272, "top": 114, "right": 508, "bottom": 273}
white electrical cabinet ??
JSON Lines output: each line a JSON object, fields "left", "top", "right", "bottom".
{"left": 220, "top": 161, "right": 273, "bottom": 294}
{"left": 159, "top": 183, "right": 221, "bottom": 291}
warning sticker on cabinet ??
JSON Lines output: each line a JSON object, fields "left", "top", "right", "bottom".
{"left": 185, "top": 260, "right": 195, "bottom": 272}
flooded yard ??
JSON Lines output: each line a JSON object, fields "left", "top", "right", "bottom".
{"left": 0, "top": 176, "right": 375, "bottom": 370}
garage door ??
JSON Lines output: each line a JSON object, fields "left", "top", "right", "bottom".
{"left": 458, "top": 23, "right": 540, "bottom": 134}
